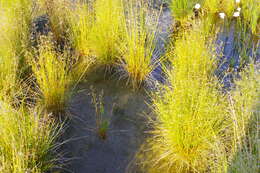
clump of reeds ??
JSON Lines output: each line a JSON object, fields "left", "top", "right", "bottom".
{"left": 0, "top": 100, "right": 61, "bottom": 173}
{"left": 89, "top": 0, "right": 125, "bottom": 66}
{"left": 138, "top": 29, "right": 232, "bottom": 173}
{"left": 68, "top": 2, "right": 95, "bottom": 81}
{"left": 0, "top": 16, "right": 18, "bottom": 99}
{"left": 69, "top": 2, "right": 94, "bottom": 58}
{"left": 0, "top": 0, "right": 33, "bottom": 78}
{"left": 119, "top": 0, "right": 160, "bottom": 89}
{"left": 227, "top": 64, "right": 260, "bottom": 173}
{"left": 29, "top": 37, "right": 71, "bottom": 115}
{"left": 204, "top": 0, "right": 235, "bottom": 16}
{"left": 239, "top": 0, "right": 260, "bottom": 34}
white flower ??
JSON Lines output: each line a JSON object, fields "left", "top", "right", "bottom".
{"left": 219, "top": 13, "right": 225, "bottom": 19}
{"left": 237, "top": 7, "right": 241, "bottom": 12}
{"left": 233, "top": 11, "right": 240, "bottom": 17}
{"left": 194, "top": 3, "right": 201, "bottom": 10}
{"left": 235, "top": 0, "right": 240, "bottom": 3}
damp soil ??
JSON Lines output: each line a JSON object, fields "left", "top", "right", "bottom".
{"left": 58, "top": 71, "right": 153, "bottom": 173}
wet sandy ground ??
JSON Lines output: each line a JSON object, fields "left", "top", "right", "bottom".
{"left": 57, "top": 68, "right": 153, "bottom": 173}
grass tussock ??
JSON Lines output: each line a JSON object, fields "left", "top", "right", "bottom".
{"left": 119, "top": 1, "right": 160, "bottom": 89}
{"left": 69, "top": 2, "right": 94, "bottom": 57}
{"left": 138, "top": 29, "right": 231, "bottom": 173}
{"left": 68, "top": 2, "right": 95, "bottom": 80}
{"left": 89, "top": 0, "right": 125, "bottom": 65}
{"left": 240, "top": 0, "right": 260, "bottom": 34}
{"left": 0, "top": 101, "right": 60, "bottom": 173}
{"left": 227, "top": 65, "right": 260, "bottom": 173}
{"left": 30, "top": 38, "right": 71, "bottom": 115}
{"left": 0, "top": 0, "right": 33, "bottom": 78}
{"left": 0, "top": 16, "right": 18, "bottom": 99}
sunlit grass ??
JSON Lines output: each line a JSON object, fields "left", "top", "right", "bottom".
{"left": 29, "top": 37, "right": 71, "bottom": 115}
{"left": 68, "top": 2, "right": 95, "bottom": 81}
{"left": 139, "top": 29, "right": 231, "bottom": 173}
{"left": 240, "top": 0, "right": 260, "bottom": 34}
{"left": 69, "top": 2, "right": 94, "bottom": 57}
{"left": 89, "top": 0, "right": 125, "bottom": 65}
{"left": 119, "top": 1, "right": 160, "bottom": 89}
{"left": 0, "top": 14, "right": 18, "bottom": 99}
{"left": 0, "top": 100, "right": 61, "bottom": 173}
{"left": 227, "top": 64, "right": 260, "bottom": 173}
{"left": 0, "top": 0, "right": 259, "bottom": 172}
{"left": 0, "top": 0, "right": 33, "bottom": 78}
{"left": 0, "top": 3, "right": 64, "bottom": 172}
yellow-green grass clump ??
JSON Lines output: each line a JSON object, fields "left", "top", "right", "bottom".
{"left": 119, "top": 1, "right": 160, "bottom": 89}
{"left": 89, "top": 0, "right": 125, "bottom": 65}
{"left": 0, "top": 0, "right": 33, "bottom": 100}
{"left": 0, "top": 14, "right": 18, "bottom": 99}
{"left": 0, "top": 0, "right": 33, "bottom": 77}
{"left": 30, "top": 38, "right": 71, "bottom": 115}
{"left": 68, "top": 2, "right": 95, "bottom": 81}
{"left": 228, "top": 64, "right": 260, "bottom": 173}
{"left": 0, "top": 101, "right": 60, "bottom": 173}
{"left": 240, "top": 0, "right": 260, "bottom": 34}
{"left": 69, "top": 2, "right": 94, "bottom": 57}
{"left": 139, "top": 30, "right": 231, "bottom": 173}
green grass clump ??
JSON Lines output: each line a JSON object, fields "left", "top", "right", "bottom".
{"left": 0, "top": 101, "right": 60, "bottom": 173}
{"left": 227, "top": 65, "right": 260, "bottom": 173}
{"left": 89, "top": 0, "right": 125, "bottom": 65}
{"left": 139, "top": 29, "right": 231, "bottom": 173}
{"left": 30, "top": 38, "right": 71, "bottom": 115}
{"left": 119, "top": 1, "right": 160, "bottom": 89}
